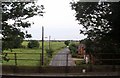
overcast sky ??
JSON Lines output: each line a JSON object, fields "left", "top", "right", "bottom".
{"left": 1, "top": 0, "right": 120, "bottom": 40}
{"left": 25, "top": 0, "right": 87, "bottom": 40}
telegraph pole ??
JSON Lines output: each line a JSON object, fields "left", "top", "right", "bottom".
{"left": 41, "top": 26, "right": 44, "bottom": 65}
{"left": 49, "top": 36, "right": 51, "bottom": 50}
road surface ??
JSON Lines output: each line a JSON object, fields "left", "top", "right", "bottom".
{"left": 49, "top": 48, "right": 76, "bottom": 66}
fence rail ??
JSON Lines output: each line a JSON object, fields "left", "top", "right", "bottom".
{"left": 1, "top": 53, "right": 72, "bottom": 66}
{"left": 2, "top": 52, "right": 120, "bottom": 65}
{"left": 1, "top": 52, "right": 120, "bottom": 75}
{"left": 2, "top": 52, "right": 70, "bottom": 66}
{"left": 2, "top": 52, "right": 42, "bottom": 66}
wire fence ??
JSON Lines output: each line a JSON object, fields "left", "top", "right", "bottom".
{"left": 2, "top": 52, "right": 43, "bottom": 66}
{"left": 1, "top": 52, "right": 120, "bottom": 72}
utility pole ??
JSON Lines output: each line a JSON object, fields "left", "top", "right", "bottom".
{"left": 41, "top": 26, "right": 44, "bottom": 65}
{"left": 49, "top": 36, "right": 51, "bottom": 50}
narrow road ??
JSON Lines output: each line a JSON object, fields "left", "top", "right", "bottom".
{"left": 49, "top": 48, "right": 76, "bottom": 66}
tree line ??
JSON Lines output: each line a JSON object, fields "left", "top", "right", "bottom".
{"left": 71, "top": 1, "right": 120, "bottom": 65}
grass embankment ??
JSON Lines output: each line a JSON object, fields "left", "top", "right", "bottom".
{"left": 2, "top": 41, "right": 66, "bottom": 66}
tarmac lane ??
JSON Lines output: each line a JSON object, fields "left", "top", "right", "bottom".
{"left": 49, "top": 48, "right": 76, "bottom": 66}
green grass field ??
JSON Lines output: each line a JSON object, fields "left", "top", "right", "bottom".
{"left": 2, "top": 41, "right": 66, "bottom": 66}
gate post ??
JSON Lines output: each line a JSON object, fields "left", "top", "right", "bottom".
{"left": 14, "top": 53, "right": 17, "bottom": 66}
{"left": 66, "top": 53, "right": 68, "bottom": 73}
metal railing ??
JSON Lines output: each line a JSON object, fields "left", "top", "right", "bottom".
{"left": 1, "top": 52, "right": 120, "bottom": 72}
{"left": 1, "top": 52, "right": 72, "bottom": 67}
{"left": 2, "top": 52, "right": 42, "bottom": 66}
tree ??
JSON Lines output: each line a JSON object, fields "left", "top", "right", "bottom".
{"left": 27, "top": 40, "right": 39, "bottom": 48}
{"left": 71, "top": 1, "right": 120, "bottom": 64}
{"left": 64, "top": 40, "right": 70, "bottom": 46}
{"left": 69, "top": 43, "right": 78, "bottom": 57}
{"left": 71, "top": 2, "right": 109, "bottom": 39}
{"left": 71, "top": 1, "right": 120, "bottom": 50}
{"left": 2, "top": 2, "right": 44, "bottom": 51}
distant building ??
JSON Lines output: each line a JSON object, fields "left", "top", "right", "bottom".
{"left": 78, "top": 43, "right": 91, "bottom": 64}
{"left": 78, "top": 44, "right": 86, "bottom": 56}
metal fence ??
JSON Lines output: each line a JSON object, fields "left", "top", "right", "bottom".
{"left": 1, "top": 52, "right": 120, "bottom": 73}
{"left": 2, "top": 52, "right": 42, "bottom": 66}
{"left": 2, "top": 52, "right": 70, "bottom": 66}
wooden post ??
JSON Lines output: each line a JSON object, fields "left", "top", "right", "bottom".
{"left": 40, "top": 53, "right": 41, "bottom": 66}
{"left": 66, "top": 53, "right": 68, "bottom": 73}
{"left": 66, "top": 53, "right": 68, "bottom": 66}
{"left": 48, "top": 36, "right": 51, "bottom": 50}
{"left": 14, "top": 53, "right": 17, "bottom": 66}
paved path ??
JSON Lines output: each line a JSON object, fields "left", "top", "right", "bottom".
{"left": 49, "top": 48, "right": 76, "bottom": 66}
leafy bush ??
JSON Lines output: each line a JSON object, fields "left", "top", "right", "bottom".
{"left": 45, "top": 48, "right": 54, "bottom": 58}
{"left": 69, "top": 43, "right": 78, "bottom": 57}
{"left": 27, "top": 40, "right": 39, "bottom": 48}
{"left": 64, "top": 40, "right": 70, "bottom": 46}
{"left": 75, "top": 60, "right": 86, "bottom": 66}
